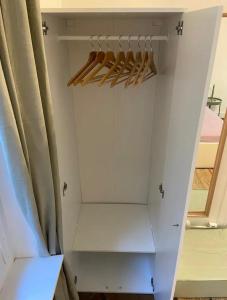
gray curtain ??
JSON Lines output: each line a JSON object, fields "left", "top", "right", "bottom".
{"left": 0, "top": 1, "right": 78, "bottom": 299}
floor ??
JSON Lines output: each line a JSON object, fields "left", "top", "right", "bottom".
{"left": 188, "top": 189, "right": 208, "bottom": 211}
{"left": 192, "top": 168, "right": 213, "bottom": 190}
{"left": 79, "top": 294, "right": 227, "bottom": 300}
{"left": 79, "top": 294, "right": 154, "bottom": 300}
{"left": 189, "top": 168, "right": 213, "bottom": 211}
{"left": 79, "top": 293, "right": 227, "bottom": 300}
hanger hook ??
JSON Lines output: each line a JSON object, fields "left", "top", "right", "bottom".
{"left": 90, "top": 35, "right": 95, "bottom": 51}
{"left": 137, "top": 35, "right": 140, "bottom": 49}
{"left": 106, "top": 35, "right": 111, "bottom": 51}
{"left": 138, "top": 35, "right": 143, "bottom": 50}
{"left": 118, "top": 35, "right": 123, "bottom": 51}
{"left": 145, "top": 35, "right": 150, "bottom": 51}
{"left": 97, "top": 35, "right": 102, "bottom": 51}
{"left": 128, "top": 35, "right": 132, "bottom": 51}
{"left": 142, "top": 35, "right": 146, "bottom": 51}
{"left": 149, "top": 35, "right": 153, "bottom": 52}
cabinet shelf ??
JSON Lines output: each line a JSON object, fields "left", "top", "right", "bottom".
{"left": 73, "top": 204, "right": 155, "bottom": 253}
{"left": 76, "top": 252, "right": 154, "bottom": 293}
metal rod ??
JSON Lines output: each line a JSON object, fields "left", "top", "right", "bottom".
{"left": 58, "top": 35, "right": 168, "bottom": 41}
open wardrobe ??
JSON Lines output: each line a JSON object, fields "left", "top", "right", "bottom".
{"left": 41, "top": 6, "right": 222, "bottom": 299}
{"left": 0, "top": 3, "right": 223, "bottom": 300}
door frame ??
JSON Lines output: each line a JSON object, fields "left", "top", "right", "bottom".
{"left": 189, "top": 110, "right": 227, "bottom": 218}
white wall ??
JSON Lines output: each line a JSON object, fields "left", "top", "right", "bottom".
{"left": 209, "top": 18, "right": 227, "bottom": 116}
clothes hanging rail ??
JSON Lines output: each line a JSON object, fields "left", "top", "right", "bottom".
{"left": 58, "top": 35, "right": 168, "bottom": 41}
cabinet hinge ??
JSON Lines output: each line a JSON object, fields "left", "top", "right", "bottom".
{"left": 159, "top": 183, "right": 165, "bottom": 199}
{"left": 42, "top": 21, "right": 49, "bottom": 36}
{"left": 63, "top": 182, "right": 68, "bottom": 197}
{"left": 176, "top": 20, "right": 184, "bottom": 35}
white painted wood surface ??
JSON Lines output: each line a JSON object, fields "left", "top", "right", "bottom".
{"left": 41, "top": 7, "right": 185, "bottom": 13}
{"left": 76, "top": 252, "right": 154, "bottom": 293}
{"left": 74, "top": 204, "right": 155, "bottom": 253}
{"left": 149, "top": 7, "right": 222, "bottom": 300}
{"left": 0, "top": 255, "right": 63, "bottom": 300}
{"left": 148, "top": 13, "right": 182, "bottom": 300}
{"left": 43, "top": 15, "right": 82, "bottom": 251}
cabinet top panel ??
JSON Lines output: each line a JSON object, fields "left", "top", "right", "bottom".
{"left": 41, "top": 7, "right": 185, "bottom": 16}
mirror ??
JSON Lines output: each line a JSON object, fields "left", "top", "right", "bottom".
{"left": 188, "top": 17, "right": 227, "bottom": 217}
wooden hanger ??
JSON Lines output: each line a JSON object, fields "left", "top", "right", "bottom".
{"left": 99, "top": 36, "right": 126, "bottom": 86}
{"left": 69, "top": 36, "right": 99, "bottom": 86}
{"left": 82, "top": 36, "right": 116, "bottom": 86}
{"left": 67, "top": 51, "right": 97, "bottom": 86}
{"left": 87, "top": 60, "right": 126, "bottom": 84}
{"left": 73, "top": 36, "right": 115, "bottom": 86}
{"left": 81, "top": 50, "right": 115, "bottom": 86}
{"left": 134, "top": 36, "right": 151, "bottom": 85}
{"left": 140, "top": 38, "right": 157, "bottom": 83}
{"left": 70, "top": 51, "right": 117, "bottom": 86}
{"left": 87, "top": 68, "right": 130, "bottom": 84}
{"left": 139, "top": 51, "right": 152, "bottom": 83}
{"left": 110, "top": 36, "right": 135, "bottom": 87}
{"left": 71, "top": 36, "right": 105, "bottom": 86}
{"left": 67, "top": 35, "right": 157, "bottom": 88}
{"left": 125, "top": 36, "right": 144, "bottom": 88}
{"left": 133, "top": 51, "right": 148, "bottom": 85}
{"left": 141, "top": 54, "right": 156, "bottom": 83}
{"left": 73, "top": 51, "right": 105, "bottom": 86}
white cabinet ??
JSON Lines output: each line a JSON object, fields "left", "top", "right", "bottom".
{"left": 42, "top": 6, "right": 222, "bottom": 300}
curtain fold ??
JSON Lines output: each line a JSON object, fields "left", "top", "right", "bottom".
{"left": 0, "top": 0, "right": 78, "bottom": 299}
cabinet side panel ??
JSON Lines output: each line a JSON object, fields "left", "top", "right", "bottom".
{"left": 149, "top": 13, "right": 180, "bottom": 299}
{"left": 149, "top": 15, "right": 179, "bottom": 214}
{"left": 43, "top": 15, "right": 82, "bottom": 251}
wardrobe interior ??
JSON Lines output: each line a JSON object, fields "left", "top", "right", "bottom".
{"left": 42, "top": 8, "right": 219, "bottom": 299}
